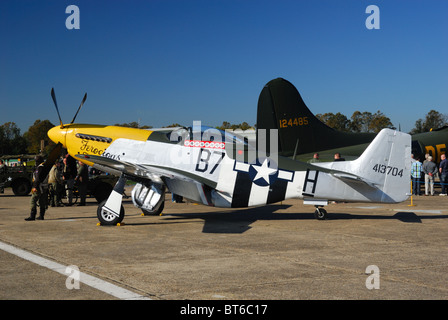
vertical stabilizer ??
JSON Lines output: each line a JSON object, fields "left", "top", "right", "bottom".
{"left": 256, "top": 78, "right": 375, "bottom": 157}
{"left": 352, "top": 129, "right": 412, "bottom": 202}
{"left": 315, "top": 129, "right": 411, "bottom": 203}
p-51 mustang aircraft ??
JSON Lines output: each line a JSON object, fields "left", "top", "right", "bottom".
{"left": 47, "top": 88, "right": 411, "bottom": 225}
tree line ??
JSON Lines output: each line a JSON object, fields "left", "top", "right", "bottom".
{"left": 0, "top": 120, "right": 55, "bottom": 156}
{"left": 316, "top": 109, "right": 447, "bottom": 134}
{"left": 1, "top": 109, "right": 446, "bottom": 156}
{"left": 113, "top": 121, "right": 254, "bottom": 131}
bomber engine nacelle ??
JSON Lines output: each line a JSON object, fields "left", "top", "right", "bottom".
{"left": 131, "top": 183, "right": 165, "bottom": 215}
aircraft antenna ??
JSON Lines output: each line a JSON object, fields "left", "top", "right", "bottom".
{"left": 293, "top": 138, "right": 299, "bottom": 160}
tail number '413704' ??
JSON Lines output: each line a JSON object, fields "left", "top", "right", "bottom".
{"left": 372, "top": 164, "right": 403, "bottom": 177}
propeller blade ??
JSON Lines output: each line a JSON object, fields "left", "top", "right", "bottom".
{"left": 51, "top": 88, "right": 64, "bottom": 128}
{"left": 38, "top": 142, "right": 63, "bottom": 182}
{"left": 70, "top": 93, "right": 87, "bottom": 124}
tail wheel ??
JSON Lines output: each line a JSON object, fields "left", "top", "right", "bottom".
{"left": 97, "top": 199, "right": 125, "bottom": 225}
{"left": 314, "top": 207, "right": 327, "bottom": 220}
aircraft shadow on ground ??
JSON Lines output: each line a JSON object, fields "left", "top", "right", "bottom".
{"left": 38, "top": 203, "right": 448, "bottom": 233}
{"left": 330, "top": 211, "right": 448, "bottom": 224}
{"left": 160, "top": 204, "right": 295, "bottom": 233}
{"left": 141, "top": 205, "right": 448, "bottom": 234}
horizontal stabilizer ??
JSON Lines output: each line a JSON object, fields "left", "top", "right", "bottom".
{"left": 331, "top": 172, "right": 378, "bottom": 188}
{"left": 315, "top": 128, "right": 411, "bottom": 203}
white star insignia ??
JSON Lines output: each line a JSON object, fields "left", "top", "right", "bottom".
{"left": 252, "top": 159, "right": 277, "bottom": 184}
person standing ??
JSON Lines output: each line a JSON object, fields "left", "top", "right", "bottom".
{"left": 411, "top": 156, "right": 422, "bottom": 196}
{"left": 48, "top": 160, "right": 63, "bottom": 206}
{"left": 63, "top": 155, "right": 76, "bottom": 205}
{"left": 439, "top": 154, "right": 448, "bottom": 196}
{"left": 25, "top": 155, "right": 49, "bottom": 221}
{"left": 75, "top": 160, "right": 89, "bottom": 206}
{"left": 422, "top": 156, "right": 437, "bottom": 196}
{"left": 0, "top": 160, "right": 4, "bottom": 193}
{"left": 308, "top": 153, "right": 320, "bottom": 163}
{"left": 334, "top": 153, "right": 345, "bottom": 161}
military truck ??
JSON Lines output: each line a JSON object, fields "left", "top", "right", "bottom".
{"left": 0, "top": 165, "right": 34, "bottom": 196}
{"left": 0, "top": 155, "right": 36, "bottom": 195}
{"left": 1, "top": 154, "right": 117, "bottom": 199}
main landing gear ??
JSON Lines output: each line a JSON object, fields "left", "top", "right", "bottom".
{"left": 96, "top": 175, "right": 166, "bottom": 225}
{"left": 97, "top": 175, "right": 127, "bottom": 226}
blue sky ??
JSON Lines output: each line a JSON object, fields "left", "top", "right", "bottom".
{"left": 1, "top": 0, "right": 447, "bottom": 134}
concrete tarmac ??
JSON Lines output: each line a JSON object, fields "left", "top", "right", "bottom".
{"left": 1, "top": 187, "right": 448, "bottom": 300}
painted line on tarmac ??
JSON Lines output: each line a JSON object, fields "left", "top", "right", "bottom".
{"left": 0, "top": 241, "right": 151, "bottom": 300}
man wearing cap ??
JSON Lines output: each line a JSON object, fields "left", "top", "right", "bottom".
{"left": 25, "top": 155, "right": 49, "bottom": 221}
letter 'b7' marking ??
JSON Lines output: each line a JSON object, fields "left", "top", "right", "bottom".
{"left": 195, "top": 149, "right": 225, "bottom": 174}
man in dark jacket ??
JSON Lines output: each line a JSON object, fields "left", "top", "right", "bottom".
{"left": 25, "top": 155, "right": 49, "bottom": 221}
{"left": 439, "top": 154, "right": 448, "bottom": 196}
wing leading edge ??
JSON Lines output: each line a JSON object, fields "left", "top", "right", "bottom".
{"left": 75, "top": 153, "right": 217, "bottom": 188}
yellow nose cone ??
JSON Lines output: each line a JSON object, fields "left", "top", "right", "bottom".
{"left": 48, "top": 126, "right": 67, "bottom": 147}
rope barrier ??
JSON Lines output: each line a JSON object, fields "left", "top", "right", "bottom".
{"left": 409, "top": 174, "right": 448, "bottom": 205}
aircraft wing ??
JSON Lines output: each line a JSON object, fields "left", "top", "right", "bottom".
{"left": 74, "top": 153, "right": 215, "bottom": 187}
{"left": 75, "top": 153, "right": 170, "bottom": 183}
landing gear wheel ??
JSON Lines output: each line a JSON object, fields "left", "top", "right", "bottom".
{"left": 12, "top": 179, "right": 31, "bottom": 196}
{"left": 141, "top": 201, "right": 164, "bottom": 216}
{"left": 97, "top": 199, "right": 125, "bottom": 225}
{"left": 314, "top": 207, "right": 327, "bottom": 220}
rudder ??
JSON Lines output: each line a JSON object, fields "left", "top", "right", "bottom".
{"left": 256, "top": 78, "right": 375, "bottom": 157}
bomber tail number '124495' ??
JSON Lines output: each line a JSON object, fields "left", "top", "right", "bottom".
{"left": 279, "top": 117, "right": 308, "bottom": 128}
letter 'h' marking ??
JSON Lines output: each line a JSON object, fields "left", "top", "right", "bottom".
{"left": 302, "top": 169, "right": 319, "bottom": 197}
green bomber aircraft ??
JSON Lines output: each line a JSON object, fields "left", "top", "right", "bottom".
{"left": 257, "top": 78, "right": 447, "bottom": 163}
